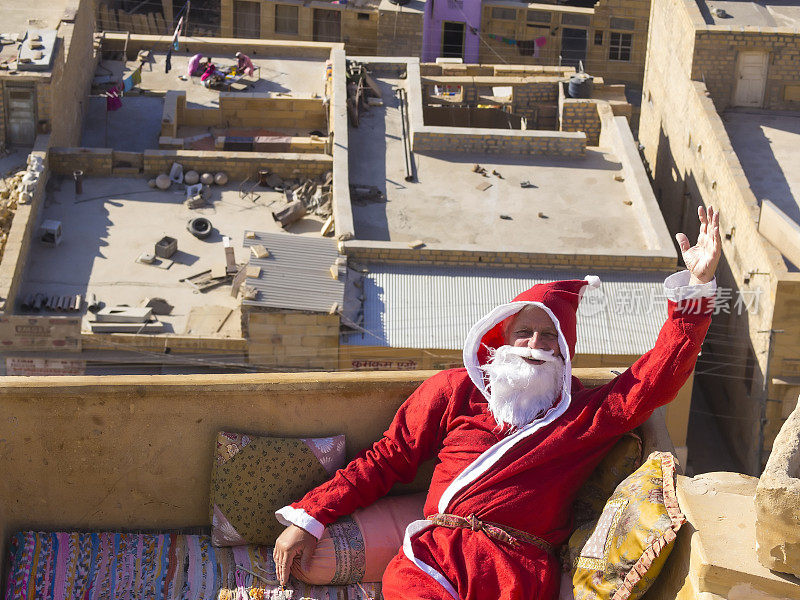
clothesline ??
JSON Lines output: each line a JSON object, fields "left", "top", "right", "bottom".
{"left": 485, "top": 33, "right": 548, "bottom": 58}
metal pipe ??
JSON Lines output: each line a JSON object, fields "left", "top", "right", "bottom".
{"left": 396, "top": 88, "right": 414, "bottom": 182}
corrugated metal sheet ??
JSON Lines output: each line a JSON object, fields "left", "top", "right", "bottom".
{"left": 242, "top": 232, "right": 345, "bottom": 312}
{"left": 341, "top": 264, "right": 670, "bottom": 356}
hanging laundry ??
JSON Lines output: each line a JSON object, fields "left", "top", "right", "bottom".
{"left": 106, "top": 86, "right": 122, "bottom": 111}
{"left": 131, "top": 64, "right": 142, "bottom": 86}
{"left": 172, "top": 16, "right": 183, "bottom": 51}
{"left": 165, "top": 47, "right": 173, "bottom": 73}
{"left": 535, "top": 36, "right": 547, "bottom": 47}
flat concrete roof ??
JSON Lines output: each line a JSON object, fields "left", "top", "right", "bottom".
{"left": 349, "top": 76, "right": 654, "bottom": 255}
{"left": 698, "top": 0, "right": 800, "bottom": 26}
{"left": 0, "top": 0, "right": 70, "bottom": 43}
{"left": 724, "top": 110, "right": 800, "bottom": 227}
{"left": 98, "top": 52, "right": 327, "bottom": 108}
{"left": 20, "top": 177, "right": 326, "bottom": 336}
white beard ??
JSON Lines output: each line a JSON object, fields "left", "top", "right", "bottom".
{"left": 480, "top": 345, "right": 565, "bottom": 430}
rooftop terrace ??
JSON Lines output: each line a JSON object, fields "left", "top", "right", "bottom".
{"left": 347, "top": 72, "right": 670, "bottom": 258}
{"left": 698, "top": 0, "right": 800, "bottom": 26}
{"left": 723, "top": 110, "right": 800, "bottom": 227}
{"left": 19, "top": 176, "right": 326, "bottom": 336}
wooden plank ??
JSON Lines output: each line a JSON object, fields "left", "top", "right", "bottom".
{"left": 146, "top": 13, "right": 158, "bottom": 35}
{"left": 117, "top": 9, "right": 132, "bottom": 33}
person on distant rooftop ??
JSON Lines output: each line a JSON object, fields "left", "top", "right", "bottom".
{"left": 235, "top": 51, "right": 255, "bottom": 77}
{"left": 187, "top": 53, "right": 204, "bottom": 77}
{"left": 274, "top": 208, "right": 722, "bottom": 600}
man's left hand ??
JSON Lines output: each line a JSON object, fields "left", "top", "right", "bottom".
{"left": 676, "top": 206, "right": 721, "bottom": 285}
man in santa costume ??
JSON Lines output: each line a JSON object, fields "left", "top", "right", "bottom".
{"left": 274, "top": 207, "right": 722, "bottom": 599}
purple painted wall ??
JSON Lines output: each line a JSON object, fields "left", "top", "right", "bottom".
{"left": 421, "top": 0, "right": 482, "bottom": 63}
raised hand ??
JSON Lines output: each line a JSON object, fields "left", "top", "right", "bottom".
{"left": 675, "top": 206, "right": 721, "bottom": 285}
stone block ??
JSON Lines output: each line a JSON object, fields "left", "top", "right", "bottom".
{"left": 755, "top": 398, "right": 800, "bottom": 577}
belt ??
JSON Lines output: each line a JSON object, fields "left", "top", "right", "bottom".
{"left": 427, "top": 513, "right": 554, "bottom": 555}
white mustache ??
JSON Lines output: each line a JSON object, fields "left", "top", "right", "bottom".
{"left": 501, "top": 347, "right": 557, "bottom": 362}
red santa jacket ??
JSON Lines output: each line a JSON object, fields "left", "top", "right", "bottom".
{"left": 277, "top": 271, "right": 715, "bottom": 600}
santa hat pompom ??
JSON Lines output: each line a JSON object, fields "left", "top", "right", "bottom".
{"left": 583, "top": 275, "right": 602, "bottom": 289}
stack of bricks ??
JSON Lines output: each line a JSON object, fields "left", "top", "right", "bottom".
{"left": 246, "top": 310, "right": 340, "bottom": 370}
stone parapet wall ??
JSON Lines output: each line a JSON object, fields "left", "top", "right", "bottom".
{"left": 342, "top": 240, "right": 676, "bottom": 271}
{"left": 0, "top": 146, "right": 49, "bottom": 314}
{"left": 246, "top": 310, "right": 339, "bottom": 370}
{"left": 142, "top": 150, "right": 332, "bottom": 180}
{"left": 412, "top": 127, "right": 587, "bottom": 156}
{"left": 99, "top": 33, "right": 341, "bottom": 61}
{"left": 48, "top": 148, "right": 332, "bottom": 180}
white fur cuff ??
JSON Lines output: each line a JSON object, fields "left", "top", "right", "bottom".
{"left": 664, "top": 270, "right": 717, "bottom": 301}
{"left": 275, "top": 505, "right": 325, "bottom": 540}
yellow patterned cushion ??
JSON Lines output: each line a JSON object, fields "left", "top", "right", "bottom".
{"left": 209, "top": 431, "right": 346, "bottom": 547}
{"left": 569, "top": 452, "right": 685, "bottom": 600}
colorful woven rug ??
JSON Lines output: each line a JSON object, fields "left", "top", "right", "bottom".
{"left": 4, "top": 532, "right": 382, "bottom": 600}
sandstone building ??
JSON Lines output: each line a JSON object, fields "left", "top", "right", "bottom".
{"left": 639, "top": 0, "right": 800, "bottom": 474}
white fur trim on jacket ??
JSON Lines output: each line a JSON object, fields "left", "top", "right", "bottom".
{"left": 275, "top": 505, "right": 325, "bottom": 540}
{"left": 664, "top": 270, "right": 716, "bottom": 301}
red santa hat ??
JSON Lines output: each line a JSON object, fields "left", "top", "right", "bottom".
{"left": 462, "top": 275, "right": 601, "bottom": 401}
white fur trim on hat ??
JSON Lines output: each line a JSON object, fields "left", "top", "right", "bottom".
{"left": 583, "top": 275, "right": 601, "bottom": 289}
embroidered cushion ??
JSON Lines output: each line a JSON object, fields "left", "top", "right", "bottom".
{"left": 210, "top": 431, "right": 346, "bottom": 547}
{"left": 569, "top": 451, "right": 686, "bottom": 600}
{"left": 292, "top": 492, "right": 427, "bottom": 584}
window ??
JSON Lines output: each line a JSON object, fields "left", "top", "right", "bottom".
{"left": 594, "top": 30, "right": 603, "bottom": 45}
{"left": 609, "top": 17, "right": 635, "bottom": 30}
{"left": 275, "top": 4, "right": 298, "bottom": 35}
{"left": 609, "top": 32, "right": 632, "bottom": 61}
{"left": 527, "top": 10, "right": 551, "bottom": 23}
{"left": 561, "top": 13, "right": 590, "bottom": 26}
{"left": 357, "top": 12, "right": 370, "bottom": 20}
{"left": 491, "top": 7, "right": 517, "bottom": 20}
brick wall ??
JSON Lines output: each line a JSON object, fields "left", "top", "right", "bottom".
{"left": 49, "top": 148, "right": 113, "bottom": 175}
{"left": 376, "top": 8, "right": 423, "bottom": 57}
{"left": 560, "top": 99, "right": 601, "bottom": 146}
{"left": 174, "top": 92, "right": 327, "bottom": 131}
{"left": 342, "top": 240, "right": 676, "bottom": 271}
{"left": 246, "top": 310, "right": 339, "bottom": 370}
{"left": 48, "top": 147, "right": 332, "bottom": 180}
{"left": 412, "top": 127, "right": 587, "bottom": 156}
{"left": 692, "top": 30, "right": 800, "bottom": 112}
{"left": 143, "top": 150, "right": 332, "bottom": 180}
{"left": 48, "top": 0, "right": 98, "bottom": 147}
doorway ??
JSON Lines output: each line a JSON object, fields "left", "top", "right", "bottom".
{"left": 4, "top": 85, "right": 36, "bottom": 147}
{"left": 233, "top": 0, "right": 261, "bottom": 38}
{"left": 734, "top": 51, "right": 768, "bottom": 107}
{"left": 560, "top": 28, "right": 587, "bottom": 69}
{"left": 313, "top": 9, "right": 341, "bottom": 42}
{"left": 441, "top": 21, "right": 465, "bottom": 59}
